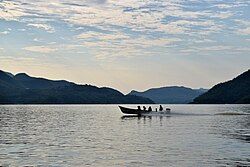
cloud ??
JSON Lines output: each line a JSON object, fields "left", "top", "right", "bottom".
{"left": 0, "top": 0, "right": 237, "bottom": 36}
{"left": 0, "top": 1, "right": 27, "bottom": 20}
{"left": 214, "top": 4, "right": 234, "bottom": 9}
{"left": 234, "top": 20, "right": 250, "bottom": 35}
{"left": 90, "top": 0, "right": 107, "bottom": 4}
{"left": 18, "top": 29, "right": 26, "bottom": 31}
{"left": 23, "top": 45, "right": 57, "bottom": 53}
{"left": 213, "top": 2, "right": 246, "bottom": 9}
{"left": 238, "top": 28, "right": 250, "bottom": 35}
{"left": 180, "top": 45, "right": 250, "bottom": 55}
{"left": 22, "top": 44, "right": 81, "bottom": 54}
{"left": 0, "top": 0, "right": 249, "bottom": 60}
{"left": 211, "top": 12, "right": 234, "bottom": 19}
{"left": 76, "top": 32, "right": 130, "bottom": 40}
{"left": 27, "top": 23, "right": 55, "bottom": 33}
{"left": 33, "top": 38, "right": 39, "bottom": 42}
{"left": 76, "top": 30, "right": 181, "bottom": 60}
{"left": 0, "top": 31, "right": 10, "bottom": 35}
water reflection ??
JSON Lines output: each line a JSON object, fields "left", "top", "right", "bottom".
{"left": 212, "top": 115, "right": 250, "bottom": 143}
{"left": 0, "top": 105, "right": 249, "bottom": 167}
{"left": 121, "top": 115, "right": 176, "bottom": 128}
{"left": 215, "top": 157, "right": 250, "bottom": 167}
{"left": 120, "top": 115, "right": 140, "bottom": 120}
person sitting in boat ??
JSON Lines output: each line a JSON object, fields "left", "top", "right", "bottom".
{"left": 166, "top": 108, "right": 171, "bottom": 114}
{"left": 143, "top": 106, "right": 146, "bottom": 111}
{"left": 148, "top": 106, "right": 152, "bottom": 111}
{"left": 159, "top": 105, "right": 163, "bottom": 111}
{"left": 137, "top": 106, "right": 141, "bottom": 110}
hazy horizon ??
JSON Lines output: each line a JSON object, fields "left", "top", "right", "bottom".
{"left": 1, "top": 0, "right": 249, "bottom": 93}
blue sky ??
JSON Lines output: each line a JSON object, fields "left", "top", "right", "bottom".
{"left": 0, "top": 0, "right": 249, "bottom": 93}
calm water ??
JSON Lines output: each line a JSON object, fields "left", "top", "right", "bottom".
{"left": 0, "top": 105, "right": 249, "bottom": 167}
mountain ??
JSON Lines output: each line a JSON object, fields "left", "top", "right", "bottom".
{"left": 192, "top": 69, "right": 250, "bottom": 104}
{"left": 4, "top": 71, "right": 14, "bottom": 78}
{"left": 14, "top": 73, "right": 74, "bottom": 89}
{"left": 129, "top": 86, "right": 207, "bottom": 104}
{"left": 0, "top": 70, "right": 23, "bottom": 90}
{"left": 0, "top": 71, "right": 153, "bottom": 104}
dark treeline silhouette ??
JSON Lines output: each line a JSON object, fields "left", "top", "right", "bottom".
{"left": 192, "top": 69, "right": 250, "bottom": 104}
{"left": 1, "top": 69, "right": 249, "bottom": 104}
{"left": 0, "top": 70, "right": 154, "bottom": 104}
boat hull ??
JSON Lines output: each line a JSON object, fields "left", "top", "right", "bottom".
{"left": 118, "top": 106, "right": 149, "bottom": 115}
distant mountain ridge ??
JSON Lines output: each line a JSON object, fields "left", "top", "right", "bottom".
{"left": 192, "top": 69, "right": 250, "bottom": 104}
{"left": 129, "top": 86, "right": 207, "bottom": 104}
{"left": 0, "top": 70, "right": 153, "bottom": 104}
{"left": 3, "top": 69, "right": 248, "bottom": 104}
{"left": 14, "top": 73, "right": 75, "bottom": 89}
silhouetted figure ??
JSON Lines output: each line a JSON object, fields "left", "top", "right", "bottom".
{"left": 155, "top": 108, "right": 158, "bottom": 112}
{"left": 166, "top": 108, "right": 171, "bottom": 113}
{"left": 148, "top": 106, "right": 152, "bottom": 111}
{"left": 166, "top": 108, "right": 171, "bottom": 114}
{"left": 159, "top": 105, "right": 163, "bottom": 111}
{"left": 137, "top": 106, "right": 141, "bottom": 110}
{"left": 143, "top": 106, "right": 146, "bottom": 111}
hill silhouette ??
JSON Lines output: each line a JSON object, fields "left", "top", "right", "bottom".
{"left": 129, "top": 86, "right": 207, "bottom": 104}
{"left": 0, "top": 70, "right": 153, "bottom": 104}
{"left": 192, "top": 69, "right": 250, "bottom": 104}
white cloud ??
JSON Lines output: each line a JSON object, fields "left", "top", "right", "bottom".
{"left": 180, "top": 45, "right": 250, "bottom": 54}
{"left": 0, "top": 31, "right": 10, "bottom": 35}
{"left": 76, "top": 32, "right": 130, "bottom": 40}
{"left": 18, "top": 29, "right": 26, "bottom": 31}
{"left": 0, "top": 1, "right": 27, "bottom": 20}
{"left": 0, "top": 0, "right": 249, "bottom": 60}
{"left": 0, "top": 0, "right": 237, "bottom": 36}
{"left": 27, "top": 23, "right": 55, "bottom": 33}
{"left": 213, "top": 2, "right": 246, "bottom": 9}
{"left": 238, "top": 28, "right": 250, "bottom": 35}
{"left": 234, "top": 20, "right": 250, "bottom": 35}
{"left": 214, "top": 4, "right": 233, "bottom": 9}
{"left": 23, "top": 45, "right": 57, "bottom": 53}
{"left": 211, "top": 12, "right": 234, "bottom": 19}
{"left": 77, "top": 30, "right": 181, "bottom": 60}
{"left": 33, "top": 38, "right": 39, "bottom": 42}
{"left": 22, "top": 44, "right": 81, "bottom": 54}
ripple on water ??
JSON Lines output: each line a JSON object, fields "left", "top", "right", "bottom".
{"left": 0, "top": 105, "right": 249, "bottom": 166}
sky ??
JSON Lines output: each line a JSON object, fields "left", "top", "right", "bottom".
{"left": 0, "top": 0, "right": 250, "bottom": 93}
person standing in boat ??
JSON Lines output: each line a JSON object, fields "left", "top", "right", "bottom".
{"left": 159, "top": 105, "right": 163, "bottom": 111}
{"left": 137, "top": 106, "right": 141, "bottom": 110}
{"left": 148, "top": 106, "right": 152, "bottom": 111}
{"left": 143, "top": 106, "right": 146, "bottom": 111}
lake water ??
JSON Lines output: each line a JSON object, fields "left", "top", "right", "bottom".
{"left": 0, "top": 105, "right": 249, "bottom": 167}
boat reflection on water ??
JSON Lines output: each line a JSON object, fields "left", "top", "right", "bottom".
{"left": 121, "top": 115, "right": 152, "bottom": 120}
{"left": 120, "top": 114, "right": 172, "bottom": 127}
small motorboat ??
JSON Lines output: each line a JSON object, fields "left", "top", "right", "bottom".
{"left": 118, "top": 106, "right": 150, "bottom": 115}
{"left": 119, "top": 106, "right": 171, "bottom": 116}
